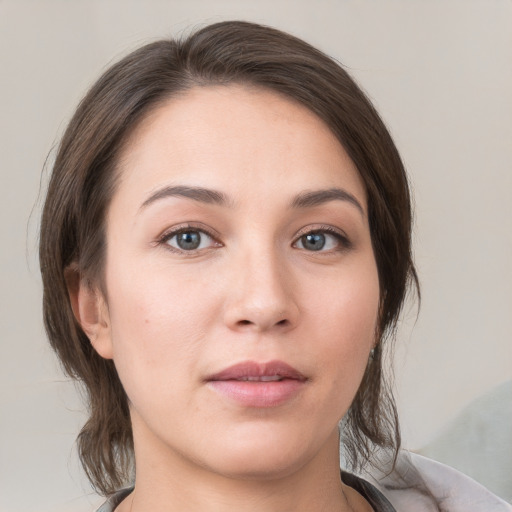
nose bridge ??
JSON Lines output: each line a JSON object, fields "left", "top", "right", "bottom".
{"left": 224, "top": 236, "right": 298, "bottom": 332}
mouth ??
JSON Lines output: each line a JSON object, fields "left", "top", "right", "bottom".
{"left": 230, "top": 375, "right": 286, "bottom": 382}
{"left": 206, "top": 360, "right": 307, "bottom": 407}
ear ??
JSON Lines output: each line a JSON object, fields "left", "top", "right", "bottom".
{"left": 65, "top": 264, "right": 114, "bottom": 360}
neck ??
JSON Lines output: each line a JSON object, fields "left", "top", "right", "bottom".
{"left": 119, "top": 416, "right": 369, "bottom": 512}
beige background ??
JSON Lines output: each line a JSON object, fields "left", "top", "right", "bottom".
{"left": 1, "top": 1, "right": 511, "bottom": 511}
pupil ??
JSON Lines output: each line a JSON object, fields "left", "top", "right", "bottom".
{"left": 177, "top": 231, "right": 200, "bottom": 250}
{"left": 303, "top": 233, "right": 325, "bottom": 251}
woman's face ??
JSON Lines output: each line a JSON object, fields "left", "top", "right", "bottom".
{"left": 90, "top": 85, "right": 380, "bottom": 479}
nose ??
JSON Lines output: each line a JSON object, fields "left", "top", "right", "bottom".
{"left": 222, "top": 249, "right": 299, "bottom": 333}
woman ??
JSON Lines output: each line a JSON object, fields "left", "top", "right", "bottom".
{"left": 39, "top": 21, "right": 510, "bottom": 512}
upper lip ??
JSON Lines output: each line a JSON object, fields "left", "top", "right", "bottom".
{"left": 206, "top": 360, "right": 307, "bottom": 382}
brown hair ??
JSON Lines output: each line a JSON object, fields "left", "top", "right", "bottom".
{"left": 40, "top": 20, "right": 418, "bottom": 495}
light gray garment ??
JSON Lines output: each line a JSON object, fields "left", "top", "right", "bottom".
{"left": 362, "top": 451, "right": 512, "bottom": 511}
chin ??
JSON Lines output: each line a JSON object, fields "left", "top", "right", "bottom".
{"left": 199, "top": 428, "right": 317, "bottom": 481}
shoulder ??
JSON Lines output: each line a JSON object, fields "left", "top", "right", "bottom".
{"left": 95, "top": 487, "right": 133, "bottom": 512}
{"left": 361, "top": 450, "right": 512, "bottom": 512}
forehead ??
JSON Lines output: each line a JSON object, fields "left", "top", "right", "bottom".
{"left": 114, "top": 84, "right": 366, "bottom": 209}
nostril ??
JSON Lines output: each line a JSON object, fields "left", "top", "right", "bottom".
{"left": 235, "top": 318, "right": 289, "bottom": 328}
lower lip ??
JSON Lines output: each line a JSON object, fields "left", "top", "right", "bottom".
{"left": 207, "top": 379, "right": 305, "bottom": 407}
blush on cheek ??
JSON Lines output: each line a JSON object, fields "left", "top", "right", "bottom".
{"left": 317, "top": 291, "right": 378, "bottom": 348}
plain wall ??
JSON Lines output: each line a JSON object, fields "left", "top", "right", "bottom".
{"left": 1, "top": 1, "right": 510, "bottom": 511}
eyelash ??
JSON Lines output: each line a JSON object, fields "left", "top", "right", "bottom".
{"left": 156, "top": 224, "right": 352, "bottom": 254}
{"left": 293, "top": 225, "right": 352, "bottom": 253}
{"left": 157, "top": 224, "right": 221, "bottom": 255}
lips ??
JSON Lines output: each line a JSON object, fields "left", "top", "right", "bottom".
{"left": 206, "top": 360, "right": 307, "bottom": 407}
{"left": 207, "top": 360, "right": 307, "bottom": 382}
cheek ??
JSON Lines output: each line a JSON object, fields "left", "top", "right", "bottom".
{"left": 104, "top": 261, "right": 221, "bottom": 393}
{"left": 306, "top": 260, "right": 380, "bottom": 398}
{"left": 310, "top": 261, "right": 380, "bottom": 349}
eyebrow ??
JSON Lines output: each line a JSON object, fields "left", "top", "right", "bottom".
{"left": 140, "top": 185, "right": 232, "bottom": 209}
{"left": 290, "top": 188, "right": 364, "bottom": 216}
{"left": 140, "top": 184, "right": 364, "bottom": 216}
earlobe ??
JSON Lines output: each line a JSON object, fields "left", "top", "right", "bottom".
{"left": 65, "top": 264, "right": 114, "bottom": 360}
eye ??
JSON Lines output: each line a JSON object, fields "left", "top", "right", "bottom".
{"left": 162, "top": 228, "right": 218, "bottom": 252}
{"left": 294, "top": 228, "right": 349, "bottom": 252}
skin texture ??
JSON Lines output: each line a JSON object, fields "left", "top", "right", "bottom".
{"left": 74, "top": 85, "right": 379, "bottom": 511}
